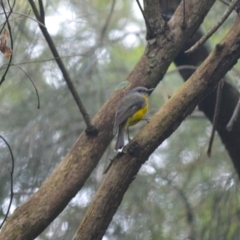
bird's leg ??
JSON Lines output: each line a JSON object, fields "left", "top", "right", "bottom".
{"left": 127, "top": 127, "right": 131, "bottom": 142}
{"left": 141, "top": 118, "right": 150, "bottom": 123}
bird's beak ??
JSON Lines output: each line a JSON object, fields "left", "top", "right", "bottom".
{"left": 147, "top": 88, "right": 155, "bottom": 95}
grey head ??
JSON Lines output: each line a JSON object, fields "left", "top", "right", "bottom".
{"left": 127, "top": 86, "right": 154, "bottom": 96}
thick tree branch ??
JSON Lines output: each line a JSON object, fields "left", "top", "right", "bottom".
{"left": 143, "top": 0, "right": 164, "bottom": 39}
{"left": 136, "top": 0, "right": 153, "bottom": 39}
{"left": 174, "top": 28, "right": 240, "bottom": 177}
{"left": 74, "top": 16, "right": 240, "bottom": 240}
{"left": 0, "top": 0, "right": 216, "bottom": 239}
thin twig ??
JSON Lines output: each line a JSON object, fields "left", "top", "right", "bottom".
{"left": 167, "top": 65, "right": 197, "bottom": 75}
{"left": 0, "top": 54, "right": 88, "bottom": 69}
{"left": 0, "top": 0, "right": 13, "bottom": 34}
{"left": 136, "top": 0, "right": 154, "bottom": 38}
{"left": 1, "top": 0, "right": 16, "bottom": 33}
{"left": 100, "top": 0, "right": 116, "bottom": 42}
{"left": 185, "top": 0, "right": 239, "bottom": 54}
{"left": 207, "top": 79, "right": 224, "bottom": 157}
{"left": 28, "top": 0, "right": 97, "bottom": 135}
{"left": 17, "top": 65, "right": 40, "bottom": 108}
{"left": 103, "top": 158, "right": 114, "bottom": 174}
{"left": 0, "top": 64, "right": 40, "bottom": 108}
{"left": 84, "top": 0, "right": 116, "bottom": 76}
{"left": 0, "top": 11, "right": 46, "bottom": 28}
{"left": 0, "top": 0, "right": 15, "bottom": 85}
{"left": 226, "top": 97, "right": 240, "bottom": 131}
{"left": 0, "top": 135, "right": 15, "bottom": 229}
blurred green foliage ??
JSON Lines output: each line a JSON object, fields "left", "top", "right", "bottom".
{"left": 0, "top": 0, "right": 240, "bottom": 239}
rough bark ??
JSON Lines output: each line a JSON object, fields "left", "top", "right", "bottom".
{"left": 174, "top": 29, "right": 240, "bottom": 176}
{"left": 0, "top": 0, "right": 217, "bottom": 239}
{"left": 74, "top": 15, "right": 240, "bottom": 240}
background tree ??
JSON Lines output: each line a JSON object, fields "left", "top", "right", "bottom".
{"left": 0, "top": 0, "right": 240, "bottom": 239}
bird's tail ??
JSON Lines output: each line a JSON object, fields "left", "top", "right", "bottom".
{"left": 115, "top": 126, "right": 124, "bottom": 150}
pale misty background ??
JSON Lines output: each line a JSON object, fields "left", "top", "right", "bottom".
{"left": 0, "top": 1, "right": 239, "bottom": 239}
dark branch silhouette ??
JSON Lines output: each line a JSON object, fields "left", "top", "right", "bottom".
{"left": 28, "top": 0, "right": 98, "bottom": 135}
{"left": 181, "top": 0, "right": 186, "bottom": 29}
{"left": 0, "top": 0, "right": 15, "bottom": 85}
{"left": 0, "top": 135, "right": 15, "bottom": 229}
{"left": 207, "top": 79, "right": 224, "bottom": 157}
{"left": 38, "top": 0, "right": 45, "bottom": 25}
{"left": 136, "top": 0, "right": 154, "bottom": 39}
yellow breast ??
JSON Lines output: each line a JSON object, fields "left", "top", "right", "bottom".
{"left": 126, "top": 96, "right": 148, "bottom": 127}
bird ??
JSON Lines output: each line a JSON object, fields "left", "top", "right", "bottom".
{"left": 113, "top": 86, "right": 154, "bottom": 150}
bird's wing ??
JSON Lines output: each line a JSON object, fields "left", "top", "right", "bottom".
{"left": 113, "top": 95, "right": 145, "bottom": 135}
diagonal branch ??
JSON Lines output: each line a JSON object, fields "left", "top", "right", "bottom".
{"left": 0, "top": 1, "right": 216, "bottom": 239}
{"left": 186, "top": 0, "right": 240, "bottom": 54}
{"left": 136, "top": 0, "right": 154, "bottom": 39}
{"left": 99, "top": 0, "right": 116, "bottom": 42}
{"left": 226, "top": 97, "right": 240, "bottom": 131}
{"left": 174, "top": 26, "right": 240, "bottom": 177}
{"left": 143, "top": 0, "right": 164, "bottom": 40}
{"left": 38, "top": 0, "right": 45, "bottom": 25}
{"left": 0, "top": 11, "right": 46, "bottom": 28}
{"left": 74, "top": 15, "right": 240, "bottom": 240}
{"left": 28, "top": 0, "right": 97, "bottom": 135}
{"left": 207, "top": 79, "right": 224, "bottom": 156}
